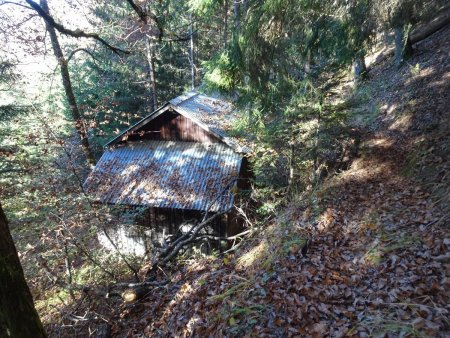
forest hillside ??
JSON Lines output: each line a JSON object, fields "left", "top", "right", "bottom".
{"left": 0, "top": 0, "right": 449, "bottom": 337}
{"left": 95, "top": 23, "right": 449, "bottom": 338}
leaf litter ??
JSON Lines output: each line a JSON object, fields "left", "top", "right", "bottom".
{"left": 107, "top": 26, "right": 450, "bottom": 337}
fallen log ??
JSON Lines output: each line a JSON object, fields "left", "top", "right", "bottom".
{"left": 367, "top": 8, "right": 450, "bottom": 72}
{"left": 410, "top": 8, "right": 450, "bottom": 43}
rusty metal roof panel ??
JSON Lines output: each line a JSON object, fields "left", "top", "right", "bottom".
{"left": 84, "top": 141, "right": 242, "bottom": 212}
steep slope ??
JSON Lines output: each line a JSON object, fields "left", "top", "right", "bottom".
{"left": 110, "top": 25, "right": 449, "bottom": 337}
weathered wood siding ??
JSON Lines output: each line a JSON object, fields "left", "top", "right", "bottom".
{"left": 127, "top": 109, "right": 221, "bottom": 143}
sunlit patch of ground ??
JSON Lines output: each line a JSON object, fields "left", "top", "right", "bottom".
{"left": 388, "top": 114, "right": 413, "bottom": 132}
{"left": 2, "top": 15, "right": 449, "bottom": 338}
{"left": 117, "top": 24, "right": 450, "bottom": 337}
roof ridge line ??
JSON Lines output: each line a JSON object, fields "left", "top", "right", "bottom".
{"left": 169, "top": 91, "right": 199, "bottom": 106}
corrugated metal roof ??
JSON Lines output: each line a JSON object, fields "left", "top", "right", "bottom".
{"left": 84, "top": 141, "right": 242, "bottom": 212}
{"left": 170, "top": 92, "right": 250, "bottom": 153}
{"left": 105, "top": 91, "right": 251, "bottom": 153}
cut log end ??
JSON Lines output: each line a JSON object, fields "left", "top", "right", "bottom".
{"left": 122, "top": 289, "right": 138, "bottom": 303}
{"left": 121, "top": 286, "right": 149, "bottom": 303}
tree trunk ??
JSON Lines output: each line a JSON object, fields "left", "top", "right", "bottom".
{"left": 223, "top": 0, "right": 228, "bottom": 47}
{"left": 124, "top": 0, "right": 158, "bottom": 112}
{"left": 233, "top": 0, "right": 240, "bottom": 33}
{"left": 189, "top": 15, "right": 195, "bottom": 90}
{"left": 39, "top": 0, "right": 95, "bottom": 166}
{"left": 353, "top": 54, "right": 367, "bottom": 80}
{"left": 0, "top": 203, "right": 46, "bottom": 338}
{"left": 145, "top": 36, "right": 158, "bottom": 112}
{"left": 394, "top": 26, "right": 413, "bottom": 67}
{"left": 304, "top": 49, "right": 311, "bottom": 73}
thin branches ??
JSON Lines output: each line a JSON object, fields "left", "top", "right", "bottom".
{"left": 148, "top": 210, "right": 228, "bottom": 274}
{"left": 23, "top": 0, "right": 129, "bottom": 55}
{"left": 124, "top": 0, "right": 163, "bottom": 40}
{"left": 146, "top": 178, "right": 240, "bottom": 275}
{"left": 67, "top": 48, "right": 100, "bottom": 64}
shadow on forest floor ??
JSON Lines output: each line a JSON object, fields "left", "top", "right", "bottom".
{"left": 7, "top": 24, "right": 448, "bottom": 338}
{"left": 81, "top": 25, "right": 450, "bottom": 337}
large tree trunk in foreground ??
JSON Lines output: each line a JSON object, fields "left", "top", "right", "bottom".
{"left": 0, "top": 203, "right": 46, "bottom": 338}
{"left": 39, "top": 0, "right": 95, "bottom": 166}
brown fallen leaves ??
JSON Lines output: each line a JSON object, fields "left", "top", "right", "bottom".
{"left": 104, "top": 25, "right": 450, "bottom": 338}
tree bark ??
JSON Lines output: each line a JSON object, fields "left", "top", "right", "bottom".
{"left": 394, "top": 26, "right": 413, "bottom": 67}
{"left": 0, "top": 203, "right": 46, "bottom": 338}
{"left": 189, "top": 14, "right": 196, "bottom": 90}
{"left": 410, "top": 8, "right": 450, "bottom": 43}
{"left": 223, "top": 0, "right": 228, "bottom": 47}
{"left": 145, "top": 36, "right": 158, "bottom": 112}
{"left": 39, "top": 0, "right": 95, "bottom": 166}
{"left": 304, "top": 49, "right": 311, "bottom": 74}
{"left": 233, "top": 0, "right": 240, "bottom": 33}
{"left": 353, "top": 54, "right": 367, "bottom": 80}
{"left": 124, "top": 0, "right": 159, "bottom": 112}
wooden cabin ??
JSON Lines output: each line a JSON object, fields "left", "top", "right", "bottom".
{"left": 84, "top": 91, "right": 251, "bottom": 243}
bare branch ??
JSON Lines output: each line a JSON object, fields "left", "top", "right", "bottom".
{"left": 124, "top": 0, "right": 146, "bottom": 22}
{"left": 101, "top": 225, "right": 139, "bottom": 282}
{"left": 124, "top": 0, "right": 164, "bottom": 40}
{"left": 155, "top": 211, "right": 228, "bottom": 268}
{"left": 113, "top": 280, "right": 168, "bottom": 289}
{"left": 0, "top": 1, "right": 32, "bottom": 10}
{"left": 67, "top": 48, "right": 100, "bottom": 64}
{"left": 195, "top": 228, "right": 254, "bottom": 242}
{"left": 24, "top": 0, "right": 129, "bottom": 55}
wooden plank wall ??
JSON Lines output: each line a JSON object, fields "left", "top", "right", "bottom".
{"left": 128, "top": 110, "right": 221, "bottom": 143}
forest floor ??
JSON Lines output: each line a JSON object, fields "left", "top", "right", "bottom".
{"left": 102, "top": 25, "right": 449, "bottom": 337}
{"left": 1, "top": 21, "right": 448, "bottom": 338}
